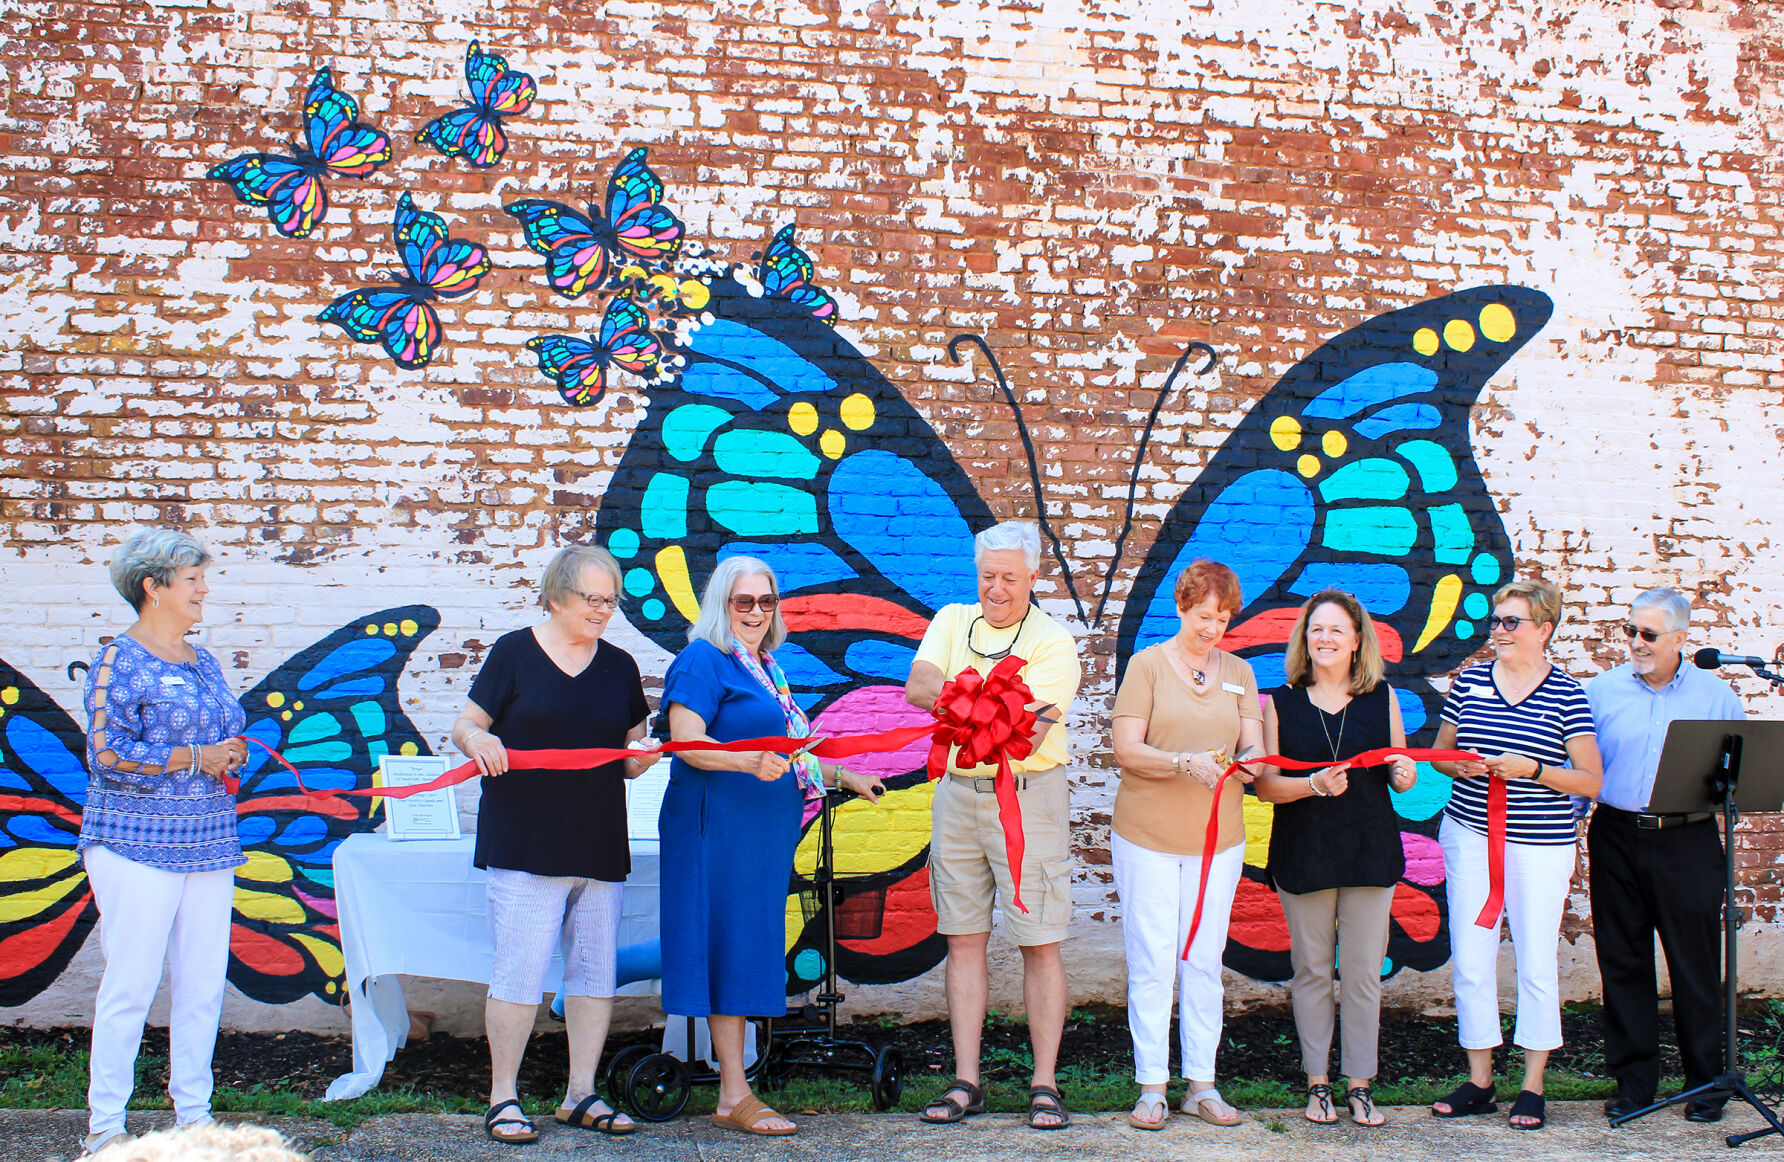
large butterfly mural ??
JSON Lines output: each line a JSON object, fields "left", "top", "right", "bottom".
{"left": 0, "top": 610, "right": 437, "bottom": 1005}
{"left": 207, "top": 68, "right": 392, "bottom": 240}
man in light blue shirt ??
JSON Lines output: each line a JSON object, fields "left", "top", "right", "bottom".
{"left": 1587, "top": 587, "right": 1745, "bottom": 1123}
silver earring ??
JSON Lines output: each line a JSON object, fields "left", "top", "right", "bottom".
{"left": 152, "top": 595, "right": 160, "bottom": 609}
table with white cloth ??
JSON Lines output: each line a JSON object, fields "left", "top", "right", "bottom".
{"left": 325, "top": 771, "right": 666, "bottom": 1100}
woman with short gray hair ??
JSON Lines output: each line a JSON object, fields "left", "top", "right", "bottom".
{"left": 80, "top": 528, "right": 249, "bottom": 1156}
{"left": 451, "top": 543, "right": 660, "bottom": 1143}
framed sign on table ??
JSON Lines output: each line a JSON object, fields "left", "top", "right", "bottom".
{"left": 376, "top": 754, "right": 461, "bottom": 841}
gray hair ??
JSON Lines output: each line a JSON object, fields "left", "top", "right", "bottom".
{"left": 538, "top": 544, "right": 623, "bottom": 611}
{"left": 688, "top": 555, "right": 786, "bottom": 653}
{"left": 109, "top": 528, "right": 211, "bottom": 612}
{"left": 973, "top": 520, "right": 1041, "bottom": 572}
{"left": 1632, "top": 587, "right": 1692, "bottom": 632}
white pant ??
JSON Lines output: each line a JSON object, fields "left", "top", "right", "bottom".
{"left": 1112, "top": 832, "right": 1245, "bottom": 1083}
{"left": 1439, "top": 816, "right": 1577, "bottom": 1052}
{"left": 485, "top": 868, "right": 624, "bottom": 1005}
{"left": 84, "top": 844, "right": 235, "bottom": 1137}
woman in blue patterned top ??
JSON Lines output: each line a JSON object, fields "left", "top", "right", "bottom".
{"left": 79, "top": 529, "right": 248, "bottom": 1156}
{"left": 1427, "top": 578, "right": 1601, "bottom": 1131}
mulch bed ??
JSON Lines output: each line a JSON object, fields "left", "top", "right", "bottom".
{"left": 2, "top": 1003, "right": 1687, "bottom": 1100}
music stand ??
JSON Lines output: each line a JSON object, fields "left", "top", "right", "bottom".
{"left": 1609, "top": 720, "right": 1784, "bottom": 1147}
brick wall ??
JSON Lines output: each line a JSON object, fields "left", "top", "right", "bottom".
{"left": 3, "top": 0, "right": 1783, "bottom": 1031}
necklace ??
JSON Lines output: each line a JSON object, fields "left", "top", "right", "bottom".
{"left": 1316, "top": 695, "right": 1349, "bottom": 762}
{"left": 1176, "top": 639, "right": 1213, "bottom": 687}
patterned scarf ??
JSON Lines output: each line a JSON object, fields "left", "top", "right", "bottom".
{"left": 729, "top": 641, "right": 825, "bottom": 801}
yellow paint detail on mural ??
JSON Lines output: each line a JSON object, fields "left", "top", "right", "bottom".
{"left": 1243, "top": 797, "right": 1274, "bottom": 868}
{"left": 619, "top": 264, "right": 648, "bottom": 282}
{"left": 293, "top": 933, "right": 345, "bottom": 978}
{"left": 383, "top": 623, "right": 397, "bottom": 636}
{"left": 238, "top": 850, "right": 292, "bottom": 883}
{"left": 788, "top": 402, "right": 819, "bottom": 436}
{"left": 840, "top": 393, "right": 875, "bottom": 430}
{"left": 1297, "top": 454, "right": 1320, "bottom": 478}
{"left": 1413, "top": 327, "right": 1440, "bottom": 356}
{"left": 0, "top": 864, "right": 82, "bottom": 923}
{"left": 400, "top": 619, "right": 419, "bottom": 637}
{"left": 266, "top": 691, "right": 285, "bottom": 708}
{"left": 679, "top": 280, "right": 710, "bottom": 309}
{"left": 1414, "top": 573, "right": 1464, "bottom": 652}
{"left": 1322, "top": 430, "right": 1347, "bottom": 458}
{"left": 365, "top": 624, "right": 378, "bottom": 635}
{"left": 294, "top": 701, "right": 304, "bottom": 711}
{"left": 819, "top": 430, "right": 845, "bottom": 459}
{"left": 234, "top": 886, "right": 305, "bottom": 924}
{"left": 1443, "top": 319, "right": 1476, "bottom": 352}
{"left": 648, "top": 273, "right": 679, "bottom": 300}
{"left": 0, "top": 686, "right": 17, "bottom": 705}
{"left": 0, "top": 846, "right": 77, "bottom": 884}
{"left": 784, "top": 892, "right": 805, "bottom": 953}
{"left": 656, "top": 545, "right": 701, "bottom": 622}
{"left": 1479, "top": 303, "right": 1516, "bottom": 342}
{"left": 401, "top": 741, "right": 419, "bottom": 756}
{"left": 794, "top": 781, "right": 935, "bottom": 878}
{"left": 281, "top": 711, "right": 292, "bottom": 721}
{"left": 1269, "top": 415, "right": 1301, "bottom": 451}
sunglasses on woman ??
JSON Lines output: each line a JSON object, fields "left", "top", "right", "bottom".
{"left": 730, "top": 594, "right": 779, "bottom": 613}
{"left": 1487, "top": 615, "right": 1527, "bottom": 631}
{"left": 1621, "top": 623, "right": 1672, "bottom": 644}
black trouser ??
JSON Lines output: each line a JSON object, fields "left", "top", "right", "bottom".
{"left": 1588, "top": 806, "right": 1724, "bottom": 1101}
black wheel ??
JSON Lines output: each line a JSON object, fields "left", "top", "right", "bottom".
{"left": 604, "top": 1044, "right": 653, "bottom": 1110}
{"left": 625, "top": 1052, "right": 692, "bottom": 1123}
{"left": 869, "top": 1046, "right": 904, "bottom": 1110}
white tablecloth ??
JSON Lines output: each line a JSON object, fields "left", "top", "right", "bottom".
{"left": 325, "top": 831, "right": 660, "bottom": 1100}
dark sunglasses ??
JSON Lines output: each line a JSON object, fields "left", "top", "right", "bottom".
{"left": 730, "top": 594, "right": 779, "bottom": 613}
{"left": 1487, "top": 615, "right": 1527, "bottom": 631}
{"left": 1621, "top": 622, "right": 1672, "bottom": 644}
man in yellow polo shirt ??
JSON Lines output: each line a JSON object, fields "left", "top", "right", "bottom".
{"left": 906, "top": 520, "right": 1082, "bottom": 1130}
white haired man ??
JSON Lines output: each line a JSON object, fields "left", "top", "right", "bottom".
{"left": 906, "top": 520, "right": 1082, "bottom": 1130}
{"left": 1588, "top": 587, "right": 1745, "bottom": 1123}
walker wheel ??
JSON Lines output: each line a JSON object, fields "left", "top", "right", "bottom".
{"left": 624, "top": 1052, "right": 692, "bottom": 1122}
{"left": 603, "top": 1044, "right": 652, "bottom": 1110}
{"left": 869, "top": 1045, "right": 904, "bottom": 1110}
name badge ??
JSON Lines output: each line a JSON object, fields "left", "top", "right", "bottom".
{"left": 160, "top": 675, "right": 187, "bottom": 686}
{"left": 1221, "top": 681, "right": 1244, "bottom": 694}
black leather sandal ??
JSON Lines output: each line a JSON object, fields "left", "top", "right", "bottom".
{"left": 1347, "top": 1085, "right": 1385, "bottom": 1126}
{"left": 556, "top": 1093, "right": 636, "bottom": 1135}
{"left": 1305, "top": 1083, "right": 1338, "bottom": 1124}
{"left": 920, "top": 1078, "right": 985, "bottom": 1124}
{"left": 1431, "top": 1080, "right": 1498, "bottom": 1117}
{"left": 485, "top": 1098, "right": 539, "bottom": 1143}
{"left": 1508, "top": 1089, "right": 1546, "bottom": 1130}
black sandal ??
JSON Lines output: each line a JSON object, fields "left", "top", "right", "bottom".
{"left": 1431, "top": 1080, "right": 1498, "bottom": 1118}
{"left": 1508, "top": 1089, "right": 1546, "bottom": 1130}
{"left": 1347, "top": 1085, "right": 1385, "bottom": 1126}
{"left": 1305, "top": 1083, "right": 1338, "bottom": 1124}
{"left": 920, "top": 1078, "right": 985, "bottom": 1124}
{"left": 1027, "top": 1084, "right": 1071, "bottom": 1130}
{"left": 485, "top": 1098, "right": 539, "bottom": 1144}
{"left": 556, "top": 1093, "right": 636, "bottom": 1136}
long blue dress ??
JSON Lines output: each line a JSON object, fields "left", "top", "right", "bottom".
{"left": 659, "top": 639, "right": 803, "bottom": 1017}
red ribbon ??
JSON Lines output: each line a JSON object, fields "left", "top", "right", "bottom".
{"left": 924, "top": 656, "right": 1040, "bottom": 913}
{"left": 1179, "top": 747, "right": 1482, "bottom": 960}
{"left": 1477, "top": 775, "right": 1508, "bottom": 929}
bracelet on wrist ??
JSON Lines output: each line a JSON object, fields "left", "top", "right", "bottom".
{"left": 1309, "top": 774, "right": 1327, "bottom": 797}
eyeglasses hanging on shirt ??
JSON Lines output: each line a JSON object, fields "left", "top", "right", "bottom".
{"left": 966, "top": 607, "right": 1032, "bottom": 660}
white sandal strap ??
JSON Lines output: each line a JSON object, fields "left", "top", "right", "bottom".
{"left": 1134, "top": 1092, "right": 1168, "bottom": 1112}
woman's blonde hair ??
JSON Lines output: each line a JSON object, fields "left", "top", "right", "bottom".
{"left": 1493, "top": 577, "right": 1563, "bottom": 640}
{"left": 1281, "top": 589, "right": 1386, "bottom": 694}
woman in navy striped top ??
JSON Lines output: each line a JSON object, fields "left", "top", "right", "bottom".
{"left": 1427, "top": 578, "right": 1601, "bottom": 1131}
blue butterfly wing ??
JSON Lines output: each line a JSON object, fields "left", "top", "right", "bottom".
{"left": 206, "top": 154, "right": 326, "bottom": 239}
{"left": 464, "top": 41, "right": 537, "bottom": 117}
{"left": 416, "top": 107, "right": 506, "bottom": 168}
{"left": 320, "top": 287, "right": 441, "bottom": 371}
{"left": 759, "top": 225, "right": 836, "bottom": 323}
{"left": 391, "top": 192, "right": 490, "bottom": 296}
{"left": 526, "top": 333, "right": 610, "bottom": 406}
{"left": 301, "top": 67, "right": 392, "bottom": 177}
{"left": 502, "top": 199, "right": 612, "bottom": 298}
{"left": 228, "top": 607, "right": 439, "bottom": 1004}
{"left": 1114, "top": 285, "right": 1553, "bottom": 982}
{"left": 0, "top": 658, "right": 96, "bottom": 1005}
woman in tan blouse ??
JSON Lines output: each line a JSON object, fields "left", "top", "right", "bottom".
{"left": 1110, "top": 559, "right": 1263, "bottom": 1131}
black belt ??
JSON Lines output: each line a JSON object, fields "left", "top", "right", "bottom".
{"left": 1600, "top": 804, "right": 1716, "bottom": 831}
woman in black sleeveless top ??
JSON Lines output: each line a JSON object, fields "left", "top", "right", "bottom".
{"left": 1253, "top": 591, "right": 1418, "bottom": 1127}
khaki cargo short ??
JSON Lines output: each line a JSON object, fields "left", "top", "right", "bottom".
{"left": 928, "top": 768, "right": 1073, "bottom": 945}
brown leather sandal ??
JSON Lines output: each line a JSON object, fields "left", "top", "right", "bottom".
{"left": 920, "top": 1078, "right": 986, "bottom": 1124}
{"left": 710, "top": 1094, "right": 797, "bottom": 1136}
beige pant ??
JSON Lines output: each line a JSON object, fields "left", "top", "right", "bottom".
{"left": 1277, "top": 885, "right": 1394, "bottom": 1080}
{"left": 928, "top": 769, "right": 1073, "bottom": 945}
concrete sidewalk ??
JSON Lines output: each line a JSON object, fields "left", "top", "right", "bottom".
{"left": 4, "top": 1103, "right": 1779, "bottom": 1162}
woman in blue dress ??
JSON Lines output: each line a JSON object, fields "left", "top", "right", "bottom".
{"left": 660, "top": 556, "right": 885, "bottom": 1136}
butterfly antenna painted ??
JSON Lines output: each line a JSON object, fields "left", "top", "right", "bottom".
{"left": 946, "top": 333, "right": 1087, "bottom": 624}
{"left": 1093, "top": 342, "right": 1218, "bottom": 625}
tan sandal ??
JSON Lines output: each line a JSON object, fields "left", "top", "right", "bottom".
{"left": 1183, "top": 1087, "right": 1243, "bottom": 1126}
{"left": 711, "top": 1094, "right": 797, "bottom": 1136}
{"left": 1127, "top": 1091, "right": 1169, "bottom": 1130}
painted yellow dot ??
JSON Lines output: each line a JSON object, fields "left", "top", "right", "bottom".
{"left": 648, "top": 273, "right": 678, "bottom": 298}
{"left": 1297, "top": 453, "right": 1321, "bottom": 478}
{"left": 281, "top": 710, "right": 292, "bottom": 721}
{"left": 400, "top": 742, "right": 419, "bottom": 756}
{"left": 1413, "top": 327, "right": 1440, "bottom": 357}
{"left": 364, "top": 624, "right": 378, "bottom": 635}
{"left": 266, "top": 692, "right": 285, "bottom": 708}
{"left": 1443, "top": 319, "right": 1476, "bottom": 352}
{"left": 293, "top": 701, "right": 304, "bottom": 711}
{"left": 679, "top": 279, "right": 710, "bottom": 309}
{"left": 383, "top": 622, "right": 397, "bottom": 636}
{"left": 619, "top": 263, "right": 648, "bottom": 282}
{"left": 1322, "top": 430, "right": 1348, "bottom": 458}
{"left": 0, "top": 686, "right": 17, "bottom": 706}
{"left": 1269, "top": 415, "right": 1302, "bottom": 451}
{"left": 1479, "top": 303, "right": 1516, "bottom": 342}
{"left": 839, "top": 392, "right": 875, "bottom": 431}
{"left": 819, "top": 429, "right": 846, "bottom": 459}
{"left": 326, "top": 981, "right": 338, "bottom": 995}
{"left": 400, "top": 619, "right": 418, "bottom": 637}
{"left": 787, "top": 401, "right": 820, "bottom": 436}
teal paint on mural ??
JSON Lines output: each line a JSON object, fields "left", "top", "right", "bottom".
{"left": 708, "top": 480, "right": 818, "bottom": 536}
{"left": 1464, "top": 591, "right": 1489, "bottom": 619}
{"left": 661, "top": 404, "right": 733, "bottom": 462}
{"left": 288, "top": 714, "right": 342, "bottom": 746}
{"left": 349, "top": 700, "right": 386, "bottom": 738}
{"left": 1321, "top": 507, "right": 1418, "bottom": 556}
{"left": 714, "top": 429, "right": 820, "bottom": 479}
{"left": 1391, "top": 768, "right": 1452, "bottom": 821}
{"left": 1471, "top": 552, "right": 1501, "bottom": 586}
{"left": 1318, "top": 458, "right": 1409, "bottom": 503}
{"left": 1396, "top": 440, "right": 1458, "bottom": 491}
{"left": 642, "top": 598, "right": 666, "bottom": 621}
{"left": 625, "top": 568, "right": 654, "bottom": 597}
{"left": 607, "top": 528, "right": 640, "bottom": 559}
{"left": 282, "top": 741, "right": 354, "bottom": 764}
{"left": 640, "top": 473, "right": 690, "bottom": 540}
{"left": 1429, "top": 503, "right": 1473, "bottom": 564}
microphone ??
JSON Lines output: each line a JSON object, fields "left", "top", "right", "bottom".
{"left": 1694, "top": 648, "right": 1772, "bottom": 670}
